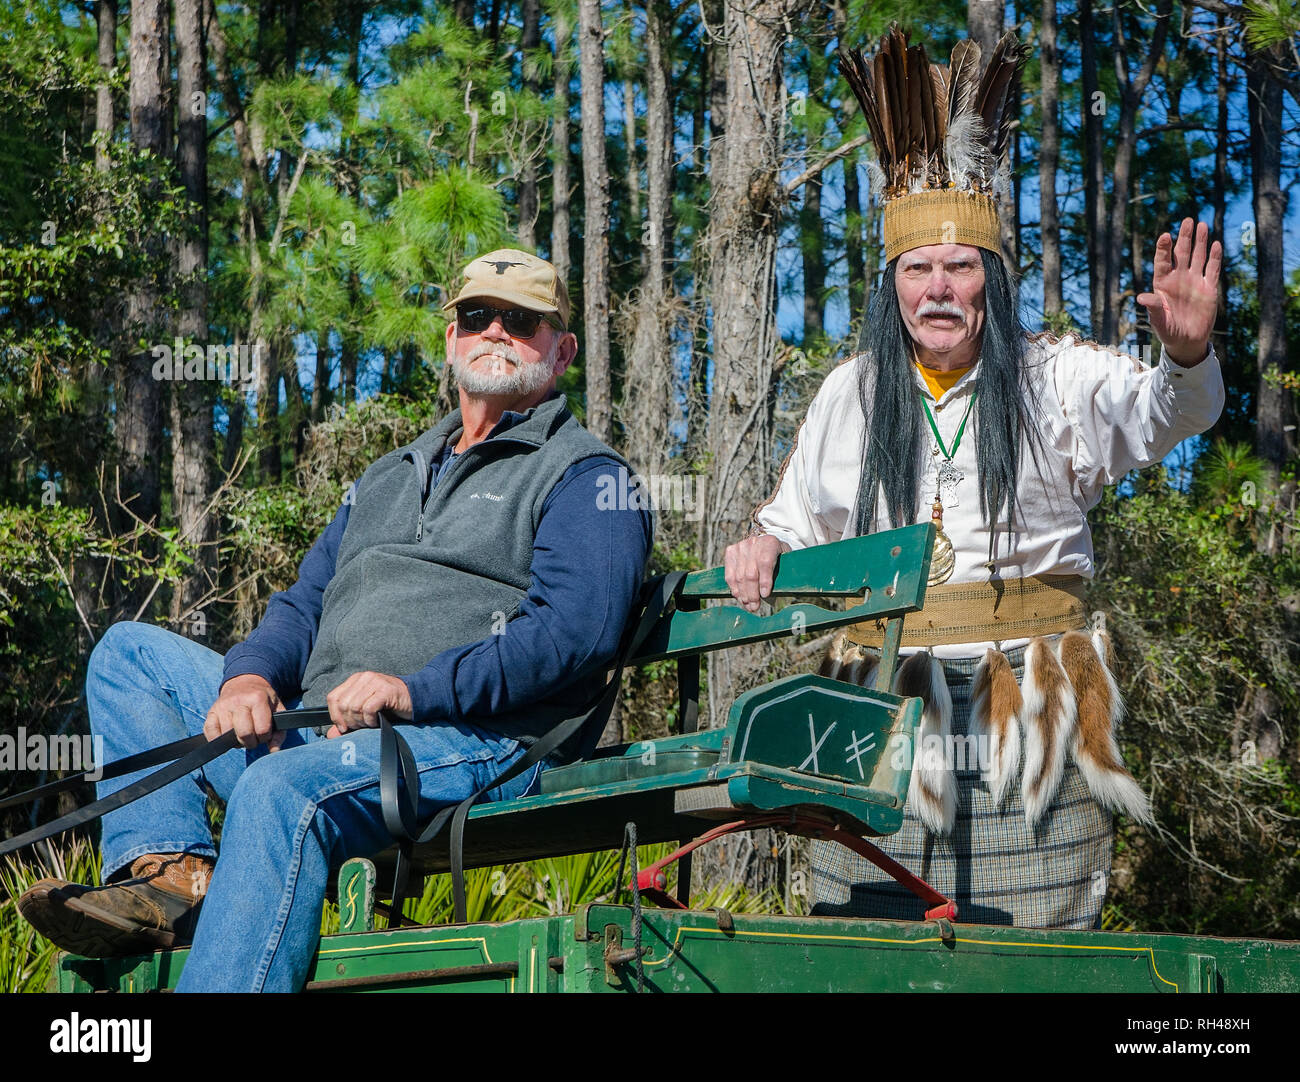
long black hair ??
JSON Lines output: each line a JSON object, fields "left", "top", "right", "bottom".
{"left": 851, "top": 248, "right": 1048, "bottom": 561}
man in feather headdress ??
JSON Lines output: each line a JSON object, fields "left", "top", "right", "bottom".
{"left": 723, "top": 26, "right": 1224, "bottom": 928}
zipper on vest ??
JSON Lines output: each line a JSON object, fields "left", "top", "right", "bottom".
{"left": 402, "top": 448, "right": 432, "bottom": 542}
{"left": 403, "top": 431, "right": 533, "bottom": 541}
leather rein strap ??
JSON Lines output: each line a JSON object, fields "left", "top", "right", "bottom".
{"left": 378, "top": 571, "right": 686, "bottom": 925}
{"left": 0, "top": 711, "right": 330, "bottom": 860}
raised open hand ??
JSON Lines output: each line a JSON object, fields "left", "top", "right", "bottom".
{"left": 1136, "top": 216, "right": 1222, "bottom": 367}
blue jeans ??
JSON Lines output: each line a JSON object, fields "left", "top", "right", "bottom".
{"left": 87, "top": 622, "right": 544, "bottom": 992}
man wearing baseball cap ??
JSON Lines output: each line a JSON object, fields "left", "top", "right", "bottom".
{"left": 18, "top": 249, "right": 652, "bottom": 991}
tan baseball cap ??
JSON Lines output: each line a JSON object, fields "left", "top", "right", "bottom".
{"left": 442, "top": 248, "right": 571, "bottom": 330}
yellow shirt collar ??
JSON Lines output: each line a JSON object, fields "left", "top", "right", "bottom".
{"left": 914, "top": 361, "right": 975, "bottom": 400}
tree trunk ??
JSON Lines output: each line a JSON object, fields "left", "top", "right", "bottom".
{"left": 488, "top": 0, "right": 503, "bottom": 46}
{"left": 71, "top": 0, "right": 121, "bottom": 638}
{"left": 704, "top": 0, "right": 794, "bottom": 642}
{"left": 282, "top": 345, "right": 309, "bottom": 461}
{"left": 206, "top": 1, "right": 264, "bottom": 230}
{"left": 170, "top": 0, "right": 215, "bottom": 627}
{"left": 89, "top": 0, "right": 118, "bottom": 386}
{"left": 707, "top": 0, "right": 726, "bottom": 189}
{"left": 618, "top": 0, "right": 673, "bottom": 475}
{"left": 801, "top": 42, "right": 826, "bottom": 345}
{"left": 686, "top": 0, "right": 725, "bottom": 463}
{"left": 968, "top": 1, "right": 1002, "bottom": 56}
{"left": 577, "top": 0, "right": 613, "bottom": 442}
{"left": 519, "top": 0, "right": 541, "bottom": 249}
{"left": 1101, "top": 0, "right": 1171, "bottom": 345}
{"left": 207, "top": 0, "right": 273, "bottom": 477}
{"left": 1211, "top": 14, "right": 1230, "bottom": 413}
{"left": 801, "top": 173, "right": 824, "bottom": 344}
{"left": 268, "top": 0, "right": 302, "bottom": 475}
{"left": 700, "top": 0, "right": 806, "bottom": 900}
{"left": 831, "top": 0, "right": 865, "bottom": 331}
{"left": 623, "top": 56, "right": 640, "bottom": 227}
{"left": 692, "top": 39, "right": 707, "bottom": 176}
{"left": 1039, "top": 0, "right": 1062, "bottom": 321}
{"left": 864, "top": 188, "right": 881, "bottom": 320}
{"left": 223, "top": 331, "right": 248, "bottom": 475}
{"left": 312, "top": 331, "right": 332, "bottom": 422}
{"left": 118, "top": 0, "right": 170, "bottom": 539}
{"left": 258, "top": 340, "right": 281, "bottom": 482}
{"left": 968, "top": 1, "right": 1015, "bottom": 263}
{"left": 1129, "top": 214, "right": 1145, "bottom": 353}
{"left": 844, "top": 154, "right": 864, "bottom": 325}
{"left": 1247, "top": 42, "right": 1293, "bottom": 506}
{"left": 550, "top": 10, "right": 572, "bottom": 284}
{"left": 95, "top": 1, "right": 118, "bottom": 173}
{"left": 339, "top": 1, "right": 365, "bottom": 407}
{"left": 339, "top": 327, "right": 358, "bottom": 407}
{"left": 1079, "top": 0, "right": 1105, "bottom": 337}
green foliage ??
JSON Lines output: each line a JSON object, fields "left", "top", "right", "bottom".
{"left": 1242, "top": 0, "right": 1300, "bottom": 50}
{"left": 0, "top": 839, "right": 102, "bottom": 993}
{"left": 0, "top": 503, "right": 179, "bottom": 776}
{"left": 388, "top": 842, "right": 785, "bottom": 927}
{"left": 0, "top": 15, "right": 190, "bottom": 525}
{"left": 1193, "top": 439, "right": 1267, "bottom": 517}
{"left": 1089, "top": 482, "right": 1300, "bottom": 937}
{"left": 1041, "top": 307, "right": 1081, "bottom": 338}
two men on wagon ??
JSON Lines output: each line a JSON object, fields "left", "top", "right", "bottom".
{"left": 16, "top": 27, "right": 1226, "bottom": 989}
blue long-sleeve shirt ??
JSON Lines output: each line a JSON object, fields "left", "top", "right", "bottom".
{"left": 223, "top": 417, "right": 652, "bottom": 727}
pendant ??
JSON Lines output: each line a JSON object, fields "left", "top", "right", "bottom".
{"left": 933, "top": 460, "right": 963, "bottom": 510}
{"left": 928, "top": 496, "right": 955, "bottom": 586}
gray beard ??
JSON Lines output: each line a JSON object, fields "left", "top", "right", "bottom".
{"left": 452, "top": 339, "right": 557, "bottom": 397}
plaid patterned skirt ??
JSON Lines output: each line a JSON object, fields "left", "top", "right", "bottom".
{"left": 811, "top": 641, "right": 1114, "bottom": 929}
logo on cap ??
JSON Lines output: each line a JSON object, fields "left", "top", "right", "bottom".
{"left": 482, "top": 259, "right": 526, "bottom": 275}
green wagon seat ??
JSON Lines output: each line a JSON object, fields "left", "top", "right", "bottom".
{"left": 537, "top": 744, "right": 720, "bottom": 793}
{"left": 375, "top": 526, "right": 936, "bottom": 884}
{"left": 399, "top": 677, "right": 923, "bottom": 875}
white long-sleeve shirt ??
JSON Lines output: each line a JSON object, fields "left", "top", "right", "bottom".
{"left": 754, "top": 332, "right": 1226, "bottom": 658}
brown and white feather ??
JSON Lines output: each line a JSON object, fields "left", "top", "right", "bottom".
{"left": 945, "top": 38, "right": 982, "bottom": 135}
{"left": 974, "top": 31, "right": 1025, "bottom": 166}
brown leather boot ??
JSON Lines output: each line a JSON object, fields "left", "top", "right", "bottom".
{"left": 16, "top": 852, "right": 214, "bottom": 958}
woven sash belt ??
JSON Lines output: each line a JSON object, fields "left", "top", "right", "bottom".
{"left": 844, "top": 573, "right": 1088, "bottom": 648}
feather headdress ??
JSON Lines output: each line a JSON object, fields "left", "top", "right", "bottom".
{"left": 839, "top": 24, "right": 1028, "bottom": 262}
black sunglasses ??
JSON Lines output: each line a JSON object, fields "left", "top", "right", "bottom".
{"left": 455, "top": 303, "right": 560, "bottom": 338}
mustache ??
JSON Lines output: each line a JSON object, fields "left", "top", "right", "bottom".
{"left": 465, "top": 342, "right": 523, "bottom": 365}
{"left": 918, "top": 302, "right": 965, "bottom": 319}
